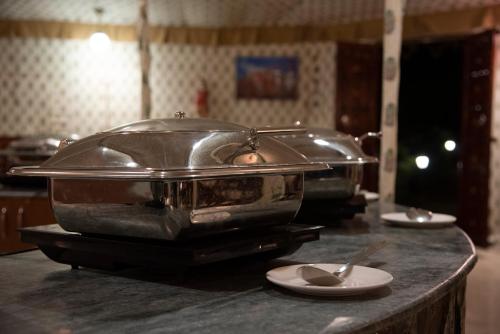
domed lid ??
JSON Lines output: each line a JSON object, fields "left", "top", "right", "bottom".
{"left": 10, "top": 114, "right": 326, "bottom": 179}
{"left": 107, "top": 113, "right": 247, "bottom": 132}
{"left": 274, "top": 128, "right": 379, "bottom": 166}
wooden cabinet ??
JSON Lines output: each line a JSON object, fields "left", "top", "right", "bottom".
{"left": 458, "top": 31, "right": 494, "bottom": 246}
{"left": 0, "top": 196, "right": 56, "bottom": 254}
{"left": 336, "top": 42, "right": 382, "bottom": 192}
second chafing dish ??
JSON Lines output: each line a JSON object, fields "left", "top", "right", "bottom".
{"left": 273, "top": 128, "right": 380, "bottom": 201}
{"left": 0, "top": 136, "right": 63, "bottom": 186}
{"left": 10, "top": 113, "right": 326, "bottom": 240}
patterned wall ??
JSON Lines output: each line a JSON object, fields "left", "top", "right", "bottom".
{"left": 0, "top": 37, "right": 140, "bottom": 137}
{"left": 150, "top": 43, "right": 336, "bottom": 128}
{"left": 0, "top": 38, "right": 335, "bottom": 137}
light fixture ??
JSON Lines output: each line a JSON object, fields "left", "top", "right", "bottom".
{"left": 415, "top": 155, "right": 430, "bottom": 169}
{"left": 444, "top": 140, "right": 456, "bottom": 152}
{"left": 90, "top": 32, "right": 111, "bottom": 52}
{"left": 89, "top": 7, "right": 111, "bottom": 53}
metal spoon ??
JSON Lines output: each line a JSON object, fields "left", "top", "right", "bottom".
{"left": 296, "top": 240, "right": 388, "bottom": 286}
{"left": 406, "top": 207, "right": 433, "bottom": 222}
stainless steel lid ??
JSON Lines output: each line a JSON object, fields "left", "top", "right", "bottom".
{"left": 10, "top": 114, "right": 326, "bottom": 179}
{"left": 0, "top": 136, "right": 63, "bottom": 158}
{"left": 274, "top": 128, "right": 379, "bottom": 166}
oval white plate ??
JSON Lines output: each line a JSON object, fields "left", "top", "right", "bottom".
{"left": 359, "top": 190, "right": 379, "bottom": 202}
{"left": 381, "top": 212, "right": 456, "bottom": 228}
{"left": 364, "top": 192, "right": 379, "bottom": 202}
{"left": 266, "top": 264, "right": 393, "bottom": 296}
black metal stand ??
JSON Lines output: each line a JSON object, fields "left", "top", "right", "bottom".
{"left": 20, "top": 224, "right": 322, "bottom": 271}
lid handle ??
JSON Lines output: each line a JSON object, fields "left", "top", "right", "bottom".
{"left": 355, "top": 131, "right": 382, "bottom": 146}
{"left": 248, "top": 128, "right": 259, "bottom": 150}
{"left": 248, "top": 126, "right": 307, "bottom": 150}
{"left": 255, "top": 126, "right": 307, "bottom": 135}
{"left": 58, "top": 138, "right": 77, "bottom": 151}
{"left": 175, "top": 111, "right": 186, "bottom": 119}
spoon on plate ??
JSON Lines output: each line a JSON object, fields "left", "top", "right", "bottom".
{"left": 406, "top": 207, "right": 433, "bottom": 222}
{"left": 296, "top": 240, "right": 389, "bottom": 286}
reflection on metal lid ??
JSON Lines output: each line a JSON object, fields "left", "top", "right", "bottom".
{"left": 274, "top": 128, "right": 378, "bottom": 165}
{"left": 313, "top": 139, "right": 330, "bottom": 146}
{"left": 107, "top": 117, "right": 247, "bottom": 133}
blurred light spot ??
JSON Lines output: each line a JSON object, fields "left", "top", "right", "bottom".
{"left": 444, "top": 140, "right": 456, "bottom": 152}
{"left": 89, "top": 32, "right": 110, "bottom": 52}
{"left": 415, "top": 155, "right": 429, "bottom": 169}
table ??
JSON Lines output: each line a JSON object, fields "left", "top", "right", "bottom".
{"left": 0, "top": 203, "right": 477, "bottom": 333}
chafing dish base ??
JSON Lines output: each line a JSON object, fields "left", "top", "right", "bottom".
{"left": 19, "top": 224, "right": 322, "bottom": 270}
{"left": 295, "top": 194, "right": 367, "bottom": 223}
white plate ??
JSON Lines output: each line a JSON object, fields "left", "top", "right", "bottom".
{"left": 381, "top": 212, "right": 456, "bottom": 228}
{"left": 359, "top": 190, "right": 379, "bottom": 202}
{"left": 266, "top": 264, "right": 393, "bottom": 296}
{"left": 363, "top": 192, "right": 379, "bottom": 201}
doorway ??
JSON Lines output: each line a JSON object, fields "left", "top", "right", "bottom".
{"left": 396, "top": 38, "right": 463, "bottom": 215}
{"left": 397, "top": 32, "right": 495, "bottom": 246}
{"left": 336, "top": 32, "right": 495, "bottom": 246}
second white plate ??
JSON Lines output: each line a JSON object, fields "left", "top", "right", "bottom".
{"left": 381, "top": 212, "right": 456, "bottom": 228}
{"left": 359, "top": 190, "right": 380, "bottom": 202}
{"left": 364, "top": 192, "right": 380, "bottom": 202}
{"left": 266, "top": 264, "right": 393, "bottom": 296}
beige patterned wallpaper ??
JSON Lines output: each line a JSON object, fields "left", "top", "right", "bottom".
{"left": 150, "top": 43, "right": 336, "bottom": 128}
{"left": 0, "top": 38, "right": 335, "bottom": 137}
{"left": 0, "top": 37, "right": 140, "bottom": 137}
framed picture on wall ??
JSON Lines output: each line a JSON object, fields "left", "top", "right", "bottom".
{"left": 236, "top": 56, "right": 299, "bottom": 99}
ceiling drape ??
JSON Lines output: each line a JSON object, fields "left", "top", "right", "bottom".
{"left": 1, "top": 5, "right": 500, "bottom": 44}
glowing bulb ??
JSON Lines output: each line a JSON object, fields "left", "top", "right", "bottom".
{"left": 126, "top": 161, "right": 138, "bottom": 168}
{"left": 415, "top": 155, "right": 429, "bottom": 169}
{"left": 444, "top": 140, "right": 456, "bottom": 152}
{"left": 89, "top": 32, "right": 110, "bottom": 52}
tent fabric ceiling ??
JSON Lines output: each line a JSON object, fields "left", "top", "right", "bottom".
{"left": 0, "top": 0, "right": 500, "bottom": 27}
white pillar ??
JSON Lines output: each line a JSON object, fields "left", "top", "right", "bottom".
{"left": 379, "top": 0, "right": 405, "bottom": 203}
{"left": 138, "top": 0, "right": 151, "bottom": 119}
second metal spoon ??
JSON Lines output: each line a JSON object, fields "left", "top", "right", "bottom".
{"left": 406, "top": 207, "right": 433, "bottom": 222}
{"left": 296, "top": 240, "right": 389, "bottom": 286}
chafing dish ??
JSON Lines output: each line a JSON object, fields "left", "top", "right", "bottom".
{"left": 273, "top": 128, "right": 380, "bottom": 200}
{"left": 10, "top": 113, "right": 325, "bottom": 240}
{"left": 0, "top": 135, "right": 64, "bottom": 186}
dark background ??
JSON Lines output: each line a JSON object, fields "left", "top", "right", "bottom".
{"left": 396, "top": 38, "right": 463, "bottom": 215}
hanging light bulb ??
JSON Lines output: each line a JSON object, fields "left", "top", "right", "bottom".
{"left": 90, "top": 31, "right": 110, "bottom": 52}
{"left": 89, "top": 7, "right": 111, "bottom": 53}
